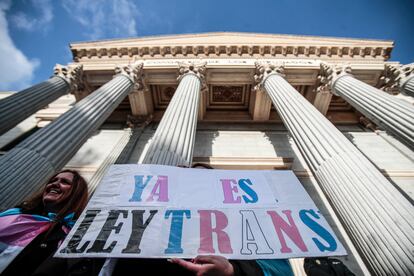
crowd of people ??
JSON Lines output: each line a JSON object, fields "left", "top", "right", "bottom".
{"left": 0, "top": 165, "right": 354, "bottom": 276}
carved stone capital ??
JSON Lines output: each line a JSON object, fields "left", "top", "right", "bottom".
{"left": 319, "top": 63, "right": 352, "bottom": 92}
{"left": 115, "top": 62, "right": 144, "bottom": 90}
{"left": 380, "top": 63, "right": 414, "bottom": 94}
{"left": 254, "top": 62, "right": 285, "bottom": 90}
{"left": 53, "top": 64, "right": 84, "bottom": 92}
{"left": 177, "top": 61, "right": 207, "bottom": 90}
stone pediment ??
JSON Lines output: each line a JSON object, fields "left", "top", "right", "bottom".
{"left": 70, "top": 32, "right": 393, "bottom": 61}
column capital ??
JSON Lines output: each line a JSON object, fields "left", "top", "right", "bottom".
{"left": 319, "top": 63, "right": 352, "bottom": 92}
{"left": 53, "top": 64, "right": 84, "bottom": 92}
{"left": 381, "top": 63, "right": 414, "bottom": 93}
{"left": 115, "top": 62, "right": 144, "bottom": 90}
{"left": 254, "top": 62, "right": 285, "bottom": 90}
{"left": 177, "top": 61, "right": 207, "bottom": 89}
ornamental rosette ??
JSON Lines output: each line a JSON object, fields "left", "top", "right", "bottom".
{"left": 254, "top": 62, "right": 285, "bottom": 90}
{"left": 318, "top": 63, "right": 352, "bottom": 93}
{"left": 115, "top": 62, "right": 144, "bottom": 90}
{"left": 54, "top": 64, "right": 84, "bottom": 92}
{"left": 177, "top": 61, "right": 207, "bottom": 90}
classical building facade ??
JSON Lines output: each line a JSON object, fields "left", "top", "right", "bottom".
{"left": 0, "top": 33, "right": 413, "bottom": 275}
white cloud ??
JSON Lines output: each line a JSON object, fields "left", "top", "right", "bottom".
{"left": 0, "top": 1, "right": 40, "bottom": 91}
{"left": 62, "top": 0, "right": 139, "bottom": 40}
{"left": 10, "top": 0, "right": 53, "bottom": 32}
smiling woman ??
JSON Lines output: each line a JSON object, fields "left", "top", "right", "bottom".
{"left": 43, "top": 172, "right": 75, "bottom": 211}
{"left": 21, "top": 169, "right": 88, "bottom": 219}
{"left": 0, "top": 170, "right": 92, "bottom": 276}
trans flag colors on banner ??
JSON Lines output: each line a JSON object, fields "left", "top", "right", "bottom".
{"left": 56, "top": 164, "right": 347, "bottom": 259}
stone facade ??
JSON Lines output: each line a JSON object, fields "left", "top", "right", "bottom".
{"left": 1, "top": 33, "right": 413, "bottom": 276}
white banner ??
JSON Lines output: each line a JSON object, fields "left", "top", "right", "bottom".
{"left": 56, "top": 164, "right": 346, "bottom": 259}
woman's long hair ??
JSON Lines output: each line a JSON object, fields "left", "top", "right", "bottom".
{"left": 18, "top": 169, "right": 89, "bottom": 220}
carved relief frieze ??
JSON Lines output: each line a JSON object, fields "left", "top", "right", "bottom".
{"left": 212, "top": 86, "right": 243, "bottom": 103}
{"left": 161, "top": 86, "right": 175, "bottom": 101}
{"left": 151, "top": 85, "right": 178, "bottom": 109}
{"left": 207, "top": 85, "right": 250, "bottom": 109}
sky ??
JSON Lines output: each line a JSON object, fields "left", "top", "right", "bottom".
{"left": 0, "top": 0, "right": 413, "bottom": 91}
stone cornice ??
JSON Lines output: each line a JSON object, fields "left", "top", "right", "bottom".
{"left": 71, "top": 44, "right": 392, "bottom": 61}
{"left": 70, "top": 33, "right": 393, "bottom": 61}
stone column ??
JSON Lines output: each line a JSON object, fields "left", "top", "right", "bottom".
{"left": 0, "top": 62, "right": 144, "bottom": 208}
{"left": 142, "top": 62, "right": 206, "bottom": 167}
{"left": 255, "top": 62, "right": 414, "bottom": 275}
{"left": 87, "top": 122, "right": 150, "bottom": 195}
{"left": 313, "top": 76, "right": 332, "bottom": 115}
{"left": 381, "top": 63, "right": 414, "bottom": 97}
{"left": 0, "top": 64, "right": 83, "bottom": 135}
{"left": 320, "top": 63, "right": 414, "bottom": 148}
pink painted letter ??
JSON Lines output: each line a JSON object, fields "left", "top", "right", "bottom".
{"left": 146, "top": 175, "right": 169, "bottom": 202}
{"left": 220, "top": 179, "right": 241, "bottom": 204}
{"left": 198, "top": 210, "right": 233, "bottom": 254}
{"left": 267, "top": 210, "right": 308, "bottom": 253}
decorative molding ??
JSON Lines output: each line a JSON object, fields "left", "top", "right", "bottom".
{"left": 114, "top": 62, "right": 144, "bottom": 90}
{"left": 208, "top": 85, "right": 250, "bottom": 110}
{"left": 73, "top": 45, "right": 392, "bottom": 60}
{"left": 151, "top": 85, "right": 178, "bottom": 109}
{"left": 53, "top": 64, "right": 84, "bottom": 92}
{"left": 192, "top": 156, "right": 294, "bottom": 170}
{"left": 212, "top": 86, "right": 243, "bottom": 103}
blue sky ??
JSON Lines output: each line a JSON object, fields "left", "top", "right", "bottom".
{"left": 1, "top": 0, "right": 413, "bottom": 91}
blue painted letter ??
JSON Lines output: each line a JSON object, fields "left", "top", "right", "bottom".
{"left": 164, "top": 210, "right": 191, "bottom": 254}
{"left": 299, "top": 209, "right": 337, "bottom": 252}
{"left": 129, "top": 175, "right": 153, "bottom": 202}
{"left": 239, "top": 179, "right": 258, "bottom": 203}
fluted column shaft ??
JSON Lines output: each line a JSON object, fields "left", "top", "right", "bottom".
{"left": 332, "top": 74, "right": 414, "bottom": 148}
{"left": 143, "top": 73, "right": 202, "bottom": 167}
{"left": 0, "top": 65, "right": 83, "bottom": 135}
{"left": 260, "top": 70, "right": 414, "bottom": 275}
{"left": 401, "top": 75, "right": 414, "bottom": 97}
{"left": 0, "top": 63, "right": 143, "bottom": 208}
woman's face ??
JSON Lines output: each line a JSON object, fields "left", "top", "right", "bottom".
{"left": 42, "top": 172, "right": 74, "bottom": 211}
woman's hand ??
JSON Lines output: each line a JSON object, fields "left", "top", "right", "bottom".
{"left": 170, "top": 255, "right": 234, "bottom": 276}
